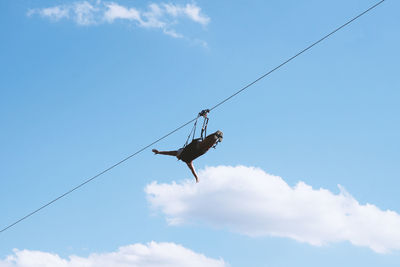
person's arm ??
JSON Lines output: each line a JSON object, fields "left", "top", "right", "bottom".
{"left": 152, "top": 149, "right": 178, "bottom": 156}
{"left": 186, "top": 161, "right": 199, "bottom": 183}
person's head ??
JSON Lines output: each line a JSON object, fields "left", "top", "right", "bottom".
{"left": 214, "top": 130, "right": 223, "bottom": 142}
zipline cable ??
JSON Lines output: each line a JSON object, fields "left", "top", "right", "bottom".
{"left": 0, "top": 0, "right": 385, "bottom": 234}
{"left": 0, "top": 118, "right": 197, "bottom": 234}
{"left": 210, "top": 0, "right": 385, "bottom": 111}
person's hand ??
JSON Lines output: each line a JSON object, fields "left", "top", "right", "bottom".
{"left": 152, "top": 149, "right": 159, "bottom": 154}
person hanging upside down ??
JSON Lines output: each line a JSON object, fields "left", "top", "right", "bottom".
{"left": 152, "top": 130, "right": 223, "bottom": 183}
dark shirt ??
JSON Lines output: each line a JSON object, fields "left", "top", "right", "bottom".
{"left": 178, "top": 139, "right": 207, "bottom": 163}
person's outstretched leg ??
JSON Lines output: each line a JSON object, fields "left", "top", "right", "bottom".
{"left": 152, "top": 149, "right": 178, "bottom": 156}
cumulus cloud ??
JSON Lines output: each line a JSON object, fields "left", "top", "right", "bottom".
{"left": 0, "top": 242, "right": 227, "bottom": 267}
{"left": 146, "top": 165, "right": 400, "bottom": 253}
{"left": 27, "top": 1, "right": 209, "bottom": 39}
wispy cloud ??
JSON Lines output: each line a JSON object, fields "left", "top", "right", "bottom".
{"left": 74, "top": 1, "right": 99, "bottom": 25}
{"left": 103, "top": 2, "right": 142, "bottom": 23}
{"left": 27, "top": 6, "right": 70, "bottom": 21}
{"left": 146, "top": 165, "right": 400, "bottom": 253}
{"left": 27, "top": 1, "right": 210, "bottom": 41}
{"left": 0, "top": 242, "right": 227, "bottom": 267}
{"left": 163, "top": 3, "right": 210, "bottom": 25}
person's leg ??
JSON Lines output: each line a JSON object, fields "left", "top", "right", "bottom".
{"left": 152, "top": 149, "right": 178, "bottom": 156}
{"left": 186, "top": 161, "right": 199, "bottom": 183}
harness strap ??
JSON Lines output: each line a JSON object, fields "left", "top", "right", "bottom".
{"left": 184, "top": 109, "right": 210, "bottom": 147}
{"left": 184, "top": 115, "right": 199, "bottom": 147}
{"left": 199, "top": 109, "right": 210, "bottom": 140}
{"left": 213, "top": 140, "right": 220, "bottom": 149}
{"left": 200, "top": 117, "right": 209, "bottom": 140}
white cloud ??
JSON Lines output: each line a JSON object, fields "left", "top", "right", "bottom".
{"left": 146, "top": 165, "right": 400, "bottom": 253}
{"left": 0, "top": 242, "right": 227, "bottom": 267}
{"left": 28, "top": 2, "right": 99, "bottom": 25}
{"left": 163, "top": 29, "right": 184, "bottom": 39}
{"left": 73, "top": 2, "right": 98, "bottom": 25}
{"left": 104, "top": 3, "right": 141, "bottom": 23}
{"left": 27, "top": 6, "right": 70, "bottom": 21}
{"left": 27, "top": 1, "right": 209, "bottom": 41}
{"left": 163, "top": 3, "right": 210, "bottom": 25}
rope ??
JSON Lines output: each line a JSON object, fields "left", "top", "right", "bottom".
{"left": 0, "top": 0, "right": 385, "bottom": 235}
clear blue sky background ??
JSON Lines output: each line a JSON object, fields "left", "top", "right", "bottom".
{"left": 1, "top": 0, "right": 399, "bottom": 266}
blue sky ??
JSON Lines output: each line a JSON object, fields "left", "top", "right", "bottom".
{"left": 1, "top": 0, "right": 399, "bottom": 266}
